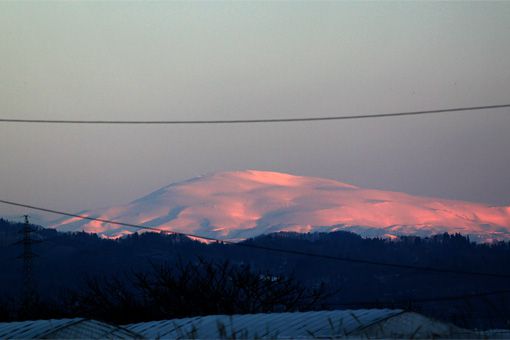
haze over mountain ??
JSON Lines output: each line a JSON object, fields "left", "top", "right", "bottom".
{"left": 53, "top": 170, "right": 510, "bottom": 242}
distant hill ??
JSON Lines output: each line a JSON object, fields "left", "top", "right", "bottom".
{"left": 1, "top": 218, "right": 510, "bottom": 328}
{"left": 52, "top": 170, "right": 510, "bottom": 242}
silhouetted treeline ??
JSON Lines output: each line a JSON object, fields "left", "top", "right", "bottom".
{"left": 1, "top": 218, "right": 509, "bottom": 328}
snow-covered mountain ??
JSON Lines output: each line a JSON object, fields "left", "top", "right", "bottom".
{"left": 52, "top": 170, "right": 510, "bottom": 242}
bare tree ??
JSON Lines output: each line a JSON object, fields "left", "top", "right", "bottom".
{"left": 68, "top": 258, "right": 330, "bottom": 323}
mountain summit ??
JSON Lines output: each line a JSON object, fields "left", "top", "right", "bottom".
{"left": 53, "top": 170, "right": 510, "bottom": 242}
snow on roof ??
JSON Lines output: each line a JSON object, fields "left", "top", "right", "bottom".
{"left": 0, "top": 318, "right": 139, "bottom": 339}
{"left": 1, "top": 310, "right": 506, "bottom": 339}
{"left": 125, "top": 309, "right": 405, "bottom": 339}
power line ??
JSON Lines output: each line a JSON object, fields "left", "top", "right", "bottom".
{"left": 327, "top": 289, "right": 510, "bottom": 307}
{"left": 0, "top": 104, "right": 509, "bottom": 124}
{"left": 401, "top": 289, "right": 510, "bottom": 304}
{"left": 1, "top": 199, "right": 510, "bottom": 279}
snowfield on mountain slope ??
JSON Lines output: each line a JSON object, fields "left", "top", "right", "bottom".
{"left": 53, "top": 170, "right": 510, "bottom": 242}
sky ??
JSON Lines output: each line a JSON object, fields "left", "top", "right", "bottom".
{"left": 1, "top": 1, "right": 510, "bottom": 220}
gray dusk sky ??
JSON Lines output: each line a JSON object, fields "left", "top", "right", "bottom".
{"left": 1, "top": 1, "right": 510, "bottom": 219}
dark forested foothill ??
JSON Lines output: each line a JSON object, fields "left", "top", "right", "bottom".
{"left": 0, "top": 218, "right": 509, "bottom": 329}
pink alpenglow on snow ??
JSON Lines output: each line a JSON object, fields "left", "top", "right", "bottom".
{"left": 53, "top": 170, "right": 510, "bottom": 242}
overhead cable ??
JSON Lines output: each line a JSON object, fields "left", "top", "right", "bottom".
{"left": 0, "top": 104, "right": 508, "bottom": 124}
{"left": 1, "top": 199, "right": 510, "bottom": 279}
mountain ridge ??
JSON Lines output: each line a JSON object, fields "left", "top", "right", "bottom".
{"left": 52, "top": 170, "right": 510, "bottom": 242}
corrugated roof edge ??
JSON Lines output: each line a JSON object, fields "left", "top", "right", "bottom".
{"left": 0, "top": 318, "right": 86, "bottom": 339}
{"left": 124, "top": 308, "right": 407, "bottom": 338}
{"left": 344, "top": 309, "right": 406, "bottom": 336}
{"left": 38, "top": 318, "right": 87, "bottom": 338}
{"left": 41, "top": 318, "right": 143, "bottom": 339}
{"left": 101, "top": 320, "right": 144, "bottom": 339}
